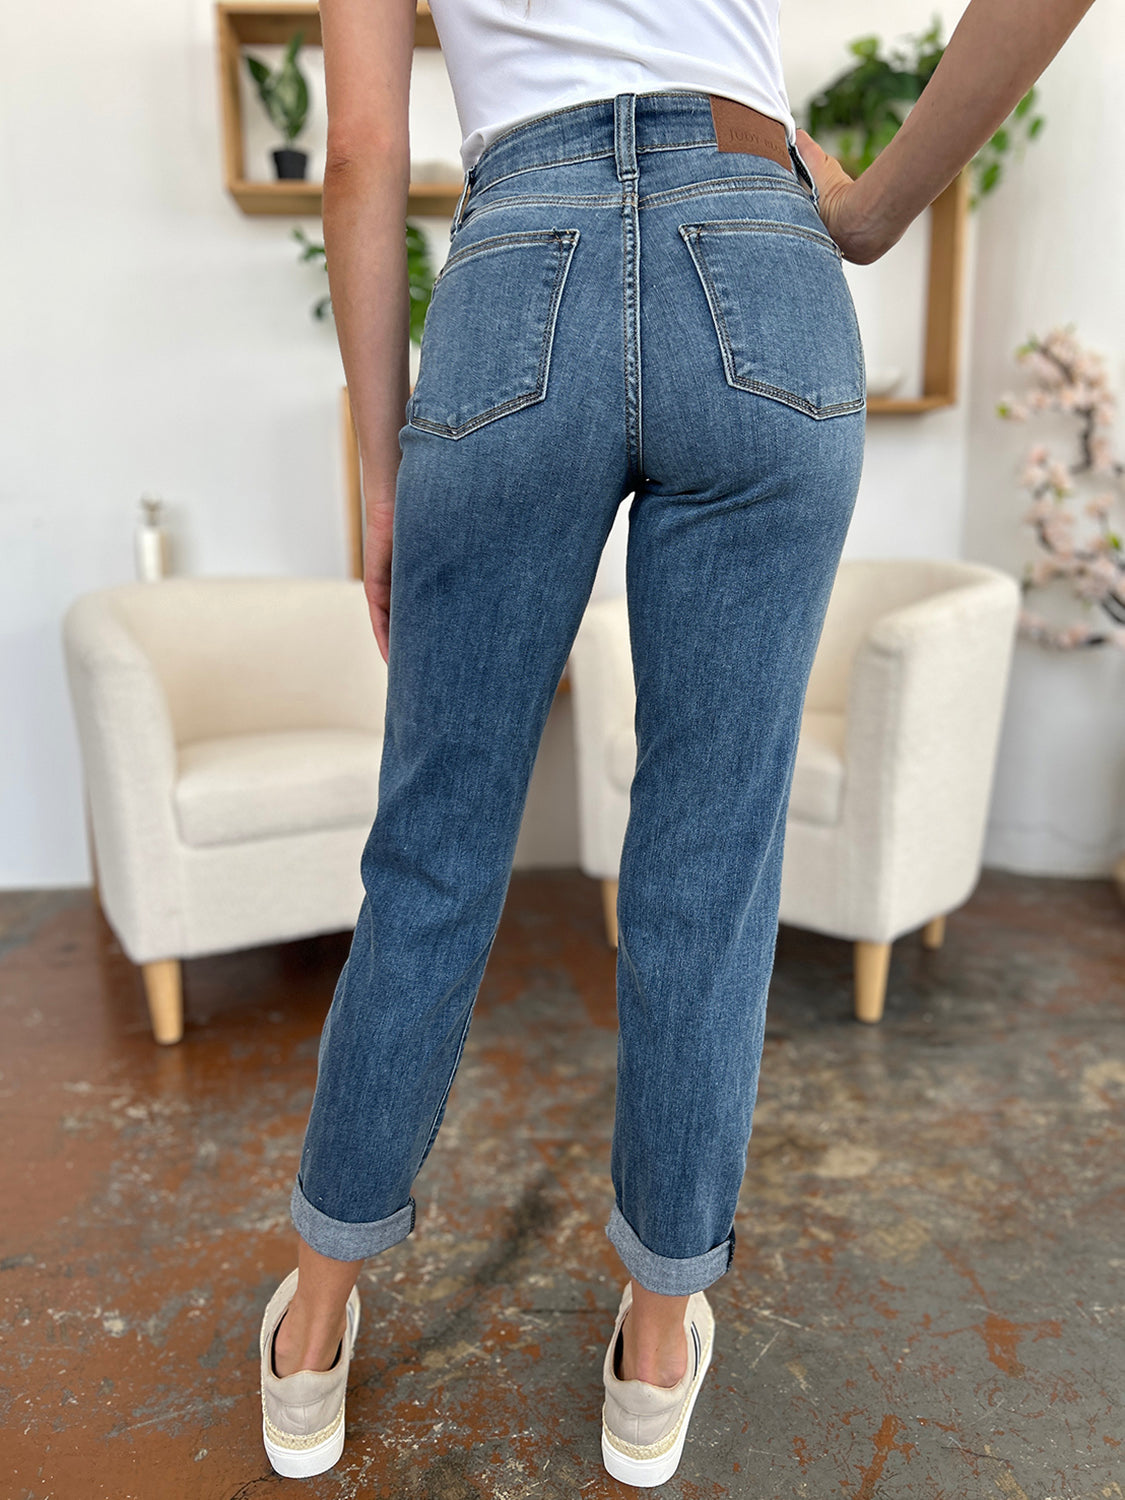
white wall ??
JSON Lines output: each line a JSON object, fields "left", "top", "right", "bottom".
{"left": 960, "top": 0, "right": 1125, "bottom": 874}
{"left": 1, "top": 0, "right": 1119, "bottom": 886}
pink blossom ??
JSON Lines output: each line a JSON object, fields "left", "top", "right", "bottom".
{"left": 1046, "top": 460, "right": 1073, "bottom": 492}
{"left": 1089, "top": 555, "right": 1120, "bottom": 590}
{"left": 1073, "top": 556, "right": 1118, "bottom": 599}
{"left": 1028, "top": 350, "right": 1063, "bottom": 385}
{"left": 1041, "top": 516, "right": 1075, "bottom": 552}
{"left": 1058, "top": 623, "right": 1094, "bottom": 649}
{"left": 1001, "top": 326, "right": 1122, "bottom": 654}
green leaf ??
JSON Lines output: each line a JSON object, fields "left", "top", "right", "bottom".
{"left": 849, "top": 35, "right": 880, "bottom": 59}
{"left": 289, "top": 71, "right": 309, "bottom": 139}
{"left": 1028, "top": 116, "right": 1045, "bottom": 138}
{"left": 872, "top": 117, "right": 900, "bottom": 152}
{"left": 990, "top": 126, "right": 1009, "bottom": 153}
{"left": 1014, "top": 90, "right": 1033, "bottom": 119}
{"left": 245, "top": 54, "right": 270, "bottom": 87}
{"left": 806, "top": 19, "right": 954, "bottom": 165}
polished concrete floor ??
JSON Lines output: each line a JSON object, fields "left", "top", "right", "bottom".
{"left": 2, "top": 870, "right": 1123, "bottom": 1500}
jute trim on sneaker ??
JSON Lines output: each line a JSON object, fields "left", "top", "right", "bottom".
{"left": 603, "top": 1397, "right": 689, "bottom": 1462}
{"left": 263, "top": 1405, "right": 344, "bottom": 1451}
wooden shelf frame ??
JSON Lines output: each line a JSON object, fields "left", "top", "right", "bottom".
{"left": 215, "top": 2, "right": 462, "bottom": 218}
{"left": 865, "top": 166, "right": 970, "bottom": 415}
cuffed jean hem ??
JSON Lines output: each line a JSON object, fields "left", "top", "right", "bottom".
{"left": 290, "top": 1176, "right": 416, "bottom": 1262}
{"left": 605, "top": 1203, "right": 736, "bottom": 1296}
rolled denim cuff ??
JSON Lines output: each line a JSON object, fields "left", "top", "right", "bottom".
{"left": 290, "top": 1176, "right": 416, "bottom": 1261}
{"left": 606, "top": 1203, "right": 735, "bottom": 1296}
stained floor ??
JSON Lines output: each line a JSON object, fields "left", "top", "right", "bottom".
{"left": 2, "top": 870, "right": 1123, "bottom": 1500}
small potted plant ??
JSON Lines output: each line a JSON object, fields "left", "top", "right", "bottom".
{"left": 806, "top": 15, "right": 1045, "bottom": 208}
{"left": 244, "top": 31, "right": 310, "bottom": 180}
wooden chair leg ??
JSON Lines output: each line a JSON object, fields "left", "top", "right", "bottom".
{"left": 601, "top": 879, "right": 619, "bottom": 949}
{"left": 85, "top": 801, "right": 103, "bottom": 919}
{"left": 142, "top": 959, "right": 183, "bottom": 1045}
{"left": 854, "top": 941, "right": 891, "bottom": 1024}
{"left": 921, "top": 914, "right": 946, "bottom": 950}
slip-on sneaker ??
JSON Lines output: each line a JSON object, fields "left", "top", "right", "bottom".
{"left": 259, "top": 1268, "right": 361, "bottom": 1478}
{"left": 601, "top": 1280, "right": 715, "bottom": 1488}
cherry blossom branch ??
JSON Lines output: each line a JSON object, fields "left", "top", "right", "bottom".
{"left": 996, "top": 325, "right": 1125, "bottom": 653}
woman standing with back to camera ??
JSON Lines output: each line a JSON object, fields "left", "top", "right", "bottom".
{"left": 256, "top": 0, "right": 1096, "bottom": 1485}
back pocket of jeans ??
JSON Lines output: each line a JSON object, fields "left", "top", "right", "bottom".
{"left": 408, "top": 228, "right": 581, "bottom": 440}
{"left": 678, "top": 220, "right": 865, "bottom": 418}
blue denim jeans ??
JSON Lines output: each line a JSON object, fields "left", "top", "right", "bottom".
{"left": 291, "top": 90, "right": 866, "bottom": 1295}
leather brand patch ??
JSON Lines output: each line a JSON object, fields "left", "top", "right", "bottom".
{"left": 709, "top": 95, "right": 793, "bottom": 174}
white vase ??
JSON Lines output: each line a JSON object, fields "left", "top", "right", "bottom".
{"left": 135, "top": 497, "right": 169, "bottom": 583}
{"left": 984, "top": 638, "right": 1125, "bottom": 876}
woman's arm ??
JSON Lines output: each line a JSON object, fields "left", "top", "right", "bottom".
{"left": 320, "top": 0, "right": 417, "bottom": 660}
{"left": 801, "top": 0, "right": 1099, "bottom": 264}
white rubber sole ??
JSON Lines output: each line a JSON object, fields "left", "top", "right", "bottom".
{"left": 601, "top": 1328, "right": 713, "bottom": 1488}
{"left": 264, "top": 1410, "right": 345, "bottom": 1478}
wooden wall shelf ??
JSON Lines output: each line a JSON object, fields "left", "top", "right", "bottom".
{"left": 865, "top": 167, "right": 970, "bottom": 415}
{"left": 215, "top": 2, "right": 458, "bottom": 218}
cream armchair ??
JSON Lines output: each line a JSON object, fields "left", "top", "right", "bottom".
{"left": 63, "top": 579, "right": 386, "bottom": 1044}
{"left": 569, "top": 560, "right": 1020, "bottom": 1023}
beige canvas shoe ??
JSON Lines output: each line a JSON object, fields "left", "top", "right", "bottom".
{"left": 601, "top": 1280, "right": 715, "bottom": 1487}
{"left": 259, "top": 1268, "right": 361, "bottom": 1478}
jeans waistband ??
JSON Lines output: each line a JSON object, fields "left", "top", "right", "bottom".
{"left": 454, "top": 90, "right": 817, "bottom": 231}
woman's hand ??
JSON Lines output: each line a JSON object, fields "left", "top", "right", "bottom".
{"left": 794, "top": 128, "right": 891, "bottom": 266}
{"left": 363, "top": 477, "right": 396, "bottom": 664}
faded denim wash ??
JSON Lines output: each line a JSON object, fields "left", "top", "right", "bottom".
{"left": 292, "top": 89, "right": 866, "bottom": 1295}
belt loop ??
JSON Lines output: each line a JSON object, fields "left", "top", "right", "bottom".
{"left": 451, "top": 167, "right": 472, "bottom": 233}
{"left": 613, "top": 93, "right": 637, "bottom": 181}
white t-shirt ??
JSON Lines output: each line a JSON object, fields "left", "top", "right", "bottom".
{"left": 427, "top": 0, "right": 796, "bottom": 173}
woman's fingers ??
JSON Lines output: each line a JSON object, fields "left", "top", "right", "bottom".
{"left": 363, "top": 490, "right": 395, "bottom": 664}
{"left": 794, "top": 128, "right": 880, "bottom": 265}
